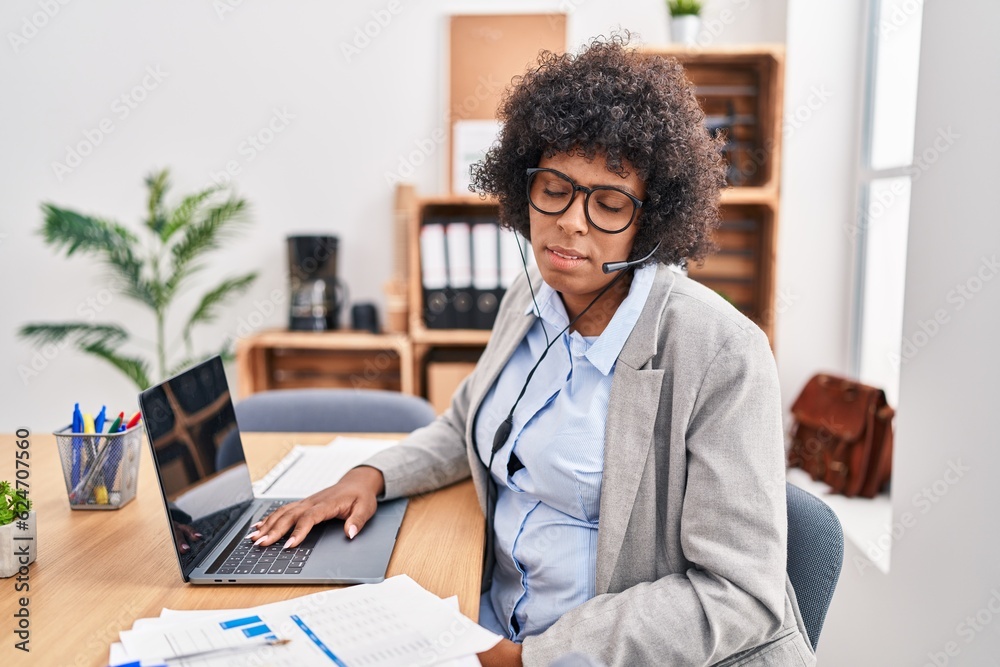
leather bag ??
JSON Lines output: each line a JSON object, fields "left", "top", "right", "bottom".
{"left": 787, "top": 373, "right": 894, "bottom": 498}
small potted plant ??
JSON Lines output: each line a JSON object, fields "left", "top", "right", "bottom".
{"left": 668, "top": 0, "right": 703, "bottom": 45}
{"left": 0, "top": 481, "right": 35, "bottom": 578}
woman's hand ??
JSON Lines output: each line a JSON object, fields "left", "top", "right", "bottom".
{"left": 248, "top": 465, "right": 385, "bottom": 549}
{"left": 478, "top": 638, "right": 523, "bottom": 667}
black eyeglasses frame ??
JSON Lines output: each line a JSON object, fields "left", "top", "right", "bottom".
{"left": 525, "top": 167, "right": 645, "bottom": 234}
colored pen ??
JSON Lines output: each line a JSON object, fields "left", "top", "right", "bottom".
{"left": 94, "top": 405, "right": 107, "bottom": 435}
{"left": 83, "top": 412, "right": 97, "bottom": 463}
{"left": 71, "top": 403, "right": 83, "bottom": 487}
{"left": 107, "top": 411, "right": 125, "bottom": 434}
{"left": 163, "top": 637, "right": 291, "bottom": 664}
{"left": 125, "top": 411, "right": 141, "bottom": 429}
{"left": 103, "top": 411, "right": 126, "bottom": 491}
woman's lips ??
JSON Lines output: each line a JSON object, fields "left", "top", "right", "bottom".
{"left": 546, "top": 246, "right": 587, "bottom": 269}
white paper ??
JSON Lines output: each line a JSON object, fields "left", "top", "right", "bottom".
{"left": 253, "top": 437, "right": 399, "bottom": 499}
{"left": 453, "top": 119, "right": 502, "bottom": 194}
{"left": 118, "top": 575, "right": 500, "bottom": 667}
{"left": 110, "top": 595, "right": 485, "bottom": 667}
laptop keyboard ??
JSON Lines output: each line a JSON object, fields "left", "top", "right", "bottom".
{"left": 207, "top": 501, "right": 317, "bottom": 576}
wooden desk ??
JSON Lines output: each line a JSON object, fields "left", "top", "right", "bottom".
{"left": 0, "top": 432, "right": 483, "bottom": 666}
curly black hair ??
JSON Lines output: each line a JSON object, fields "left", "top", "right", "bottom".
{"left": 469, "top": 33, "right": 727, "bottom": 267}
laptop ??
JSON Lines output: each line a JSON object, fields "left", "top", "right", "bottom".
{"left": 138, "top": 355, "right": 408, "bottom": 585}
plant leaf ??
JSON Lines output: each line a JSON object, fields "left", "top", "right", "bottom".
{"left": 144, "top": 169, "right": 171, "bottom": 236}
{"left": 165, "top": 197, "right": 249, "bottom": 297}
{"left": 79, "top": 339, "right": 152, "bottom": 390}
{"left": 159, "top": 186, "right": 220, "bottom": 244}
{"left": 18, "top": 322, "right": 128, "bottom": 347}
{"left": 41, "top": 204, "right": 138, "bottom": 257}
{"left": 183, "top": 272, "right": 258, "bottom": 342}
{"left": 41, "top": 205, "right": 160, "bottom": 310}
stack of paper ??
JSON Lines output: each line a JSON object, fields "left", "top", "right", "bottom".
{"left": 109, "top": 575, "right": 500, "bottom": 666}
{"left": 252, "top": 436, "right": 400, "bottom": 499}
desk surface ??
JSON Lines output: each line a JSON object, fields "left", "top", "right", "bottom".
{"left": 1, "top": 432, "right": 483, "bottom": 667}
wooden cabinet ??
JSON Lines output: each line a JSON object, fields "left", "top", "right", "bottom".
{"left": 641, "top": 44, "right": 785, "bottom": 344}
{"left": 235, "top": 330, "right": 414, "bottom": 398}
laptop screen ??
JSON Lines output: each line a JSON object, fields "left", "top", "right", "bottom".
{"left": 138, "top": 355, "right": 255, "bottom": 579}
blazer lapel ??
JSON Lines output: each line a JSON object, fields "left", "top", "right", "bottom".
{"left": 596, "top": 265, "right": 675, "bottom": 594}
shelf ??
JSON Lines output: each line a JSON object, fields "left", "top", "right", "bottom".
{"left": 411, "top": 329, "right": 492, "bottom": 346}
{"left": 244, "top": 329, "right": 410, "bottom": 351}
{"left": 235, "top": 329, "right": 414, "bottom": 397}
{"left": 720, "top": 186, "right": 777, "bottom": 205}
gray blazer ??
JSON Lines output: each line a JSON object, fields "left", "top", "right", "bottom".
{"left": 364, "top": 264, "right": 817, "bottom": 666}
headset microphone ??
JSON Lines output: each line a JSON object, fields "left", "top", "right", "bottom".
{"left": 602, "top": 241, "right": 661, "bottom": 274}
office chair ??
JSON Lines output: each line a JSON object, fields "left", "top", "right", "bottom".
{"left": 216, "top": 388, "right": 436, "bottom": 469}
{"left": 786, "top": 482, "right": 844, "bottom": 651}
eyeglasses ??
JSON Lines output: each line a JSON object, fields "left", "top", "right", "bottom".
{"left": 526, "top": 167, "right": 645, "bottom": 234}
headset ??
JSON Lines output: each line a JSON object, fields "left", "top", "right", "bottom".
{"left": 478, "top": 238, "right": 661, "bottom": 562}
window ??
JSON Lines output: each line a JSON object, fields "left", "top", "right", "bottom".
{"left": 851, "top": 0, "right": 924, "bottom": 406}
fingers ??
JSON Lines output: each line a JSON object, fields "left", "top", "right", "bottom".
{"left": 250, "top": 503, "right": 305, "bottom": 547}
{"left": 252, "top": 500, "right": 344, "bottom": 548}
{"left": 343, "top": 496, "right": 377, "bottom": 540}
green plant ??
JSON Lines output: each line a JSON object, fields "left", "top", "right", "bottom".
{"left": 668, "top": 0, "right": 703, "bottom": 17}
{"left": 19, "top": 169, "right": 257, "bottom": 389}
{"left": 0, "top": 482, "right": 31, "bottom": 527}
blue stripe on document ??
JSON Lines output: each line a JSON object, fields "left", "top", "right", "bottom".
{"left": 291, "top": 614, "right": 348, "bottom": 666}
{"left": 242, "top": 624, "right": 272, "bottom": 638}
{"left": 219, "top": 615, "right": 262, "bottom": 629}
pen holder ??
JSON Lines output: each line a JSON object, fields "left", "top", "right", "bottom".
{"left": 53, "top": 424, "right": 143, "bottom": 510}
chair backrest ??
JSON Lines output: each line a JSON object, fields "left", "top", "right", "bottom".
{"left": 234, "top": 388, "right": 436, "bottom": 433}
{"left": 786, "top": 482, "right": 844, "bottom": 651}
{"left": 217, "top": 389, "right": 436, "bottom": 469}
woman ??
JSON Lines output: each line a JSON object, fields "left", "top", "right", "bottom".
{"left": 253, "top": 35, "right": 816, "bottom": 666}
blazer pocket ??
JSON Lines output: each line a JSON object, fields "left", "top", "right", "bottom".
{"left": 713, "top": 628, "right": 809, "bottom": 667}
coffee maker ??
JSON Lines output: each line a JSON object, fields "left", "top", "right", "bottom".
{"left": 287, "top": 235, "right": 345, "bottom": 331}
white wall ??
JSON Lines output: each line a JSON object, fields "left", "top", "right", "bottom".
{"left": 816, "top": 0, "right": 1000, "bottom": 663}
{"left": 0, "top": 0, "right": 787, "bottom": 432}
{"left": 776, "top": 0, "right": 866, "bottom": 426}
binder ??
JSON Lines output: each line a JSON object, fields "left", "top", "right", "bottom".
{"left": 499, "top": 227, "right": 528, "bottom": 289}
{"left": 445, "top": 222, "right": 475, "bottom": 329}
{"left": 471, "top": 221, "right": 501, "bottom": 330}
{"left": 420, "top": 222, "right": 453, "bottom": 329}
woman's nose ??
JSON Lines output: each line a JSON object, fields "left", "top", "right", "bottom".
{"left": 556, "top": 191, "right": 589, "bottom": 235}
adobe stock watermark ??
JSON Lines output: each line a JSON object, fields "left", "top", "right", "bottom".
{"left": 384, "top": 75, "right": 504, "bottom": 187}
{"left": 683, "top": 0, "right": 752, "bottom": 51}
{"left": 207, "top": 107, "right": 295, "bottom": 187}
{"left": 719, "top": 84, "right": 832, "bottom": 186}
{"left": 51, "top": 65, "right": 169, "bottom": 182}
{"left": 219, "top": 288, "right": 285, "bottom": 349}
{"left": 7, "top": 0, "right": 73, "bottom": 54}
{"left": 889, "top": 254, "right": 998, "bottom": 369}
{"left": 18, "top": 286, "right": 121, "bottom": 385}
{"left": 922, "top": 586, "right": 1000, "bottom": 667}
{"left": 212, "top": 0, "right": 247, "bottom": 21}
{"left": 880, "top": 0, "right": 924, "bottom": 36}
{"left": 340, "top": 0, "right": 403, "bottom": 63}
{"left": 845, "top": 126, "right": 960, "bottom": 242}
{"left": 853, "top": 458, "right": 970, "bottom": 576}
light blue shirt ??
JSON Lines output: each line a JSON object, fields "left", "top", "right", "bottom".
{"left": 474, "top": 264, "right": 656, "bottom": 641}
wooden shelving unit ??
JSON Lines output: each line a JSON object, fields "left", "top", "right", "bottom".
{"left": 399, "top": 189, "right": 500, "bottom": 407}
{"left": 236, "top": 45, "right": 784, "bottom": 404}
{"left": 235, "top": 330, "right": 414, "bottom": 398}
{"left": 641, "top": 44, "right": 784, "bottom": 343}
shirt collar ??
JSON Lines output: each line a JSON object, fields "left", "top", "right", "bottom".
{"left": 523, "top": 263, "right": 657, "bottom": 376}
